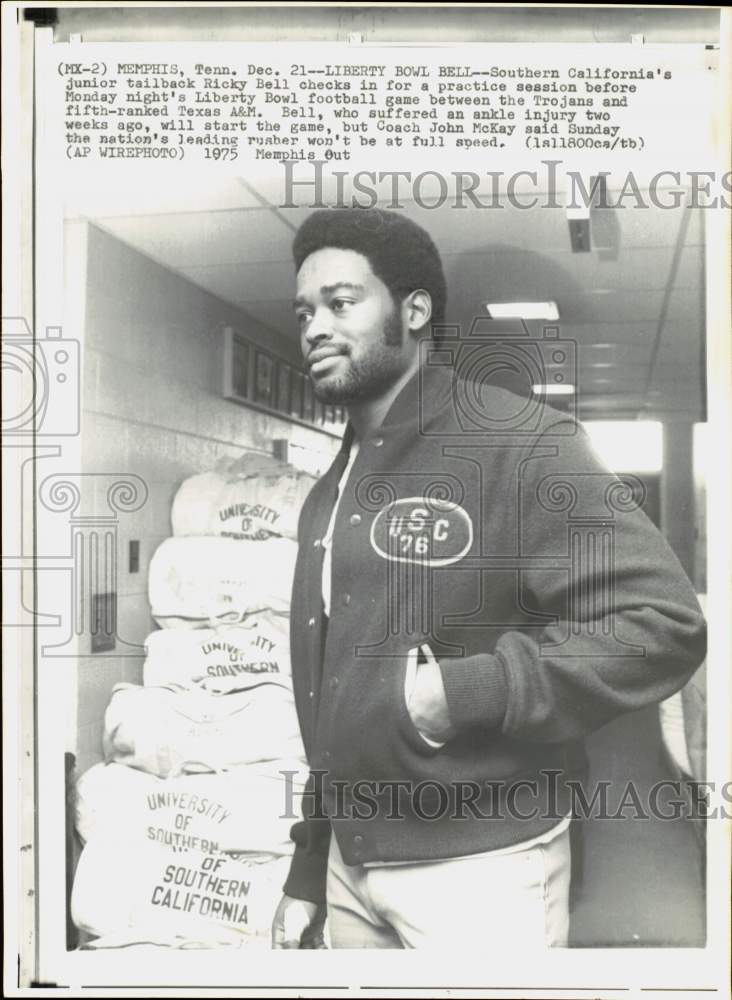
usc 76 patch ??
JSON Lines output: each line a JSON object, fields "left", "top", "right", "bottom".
{"left": 369, "top": 497, "right": 473, "bottom": 567}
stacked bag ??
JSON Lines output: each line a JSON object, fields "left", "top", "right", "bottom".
{"left": 72, "top": 453, "right": 316, "bottom": 950}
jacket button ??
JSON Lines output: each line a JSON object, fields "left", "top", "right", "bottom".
{"left": 349, "top": 514, "right": 361, "bottom": 526}
{"left": 313, "top": 538, "right": 321, "bottom": 548}
{"left": 329, "top": 676, "right": 339, "bottom": 690}
{"left": 308, "top": 617, "right": 316, "bottom": 628}
{"left": 354, "top": 835, "right": 363, "bottom": 846}
{"left": 308, "top": 690, "right": 314, "bottom": 699}
{"left": 373, "top": 437, "right": 384, "bottom": 448}
{"left": 341, "top": 593, "right": 351, "bottom": 606}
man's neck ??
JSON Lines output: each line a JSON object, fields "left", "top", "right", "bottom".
{"left": 346, "top": 361, "right": 420, "bottom": 441}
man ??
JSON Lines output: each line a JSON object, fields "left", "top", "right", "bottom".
{"left": 271, "top": 207, "right": 706, "bottom": 949}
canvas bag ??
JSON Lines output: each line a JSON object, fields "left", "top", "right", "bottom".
{"left": 148, "top": 536, "right": 297, "bottom": 628}
{"left": 76, "top": 761, "right": 307, "bottom": 857}
{"left": 143, "top": 612, "right": 292, "bottom": 693}
{"left": 71, "top": 834, "right": 291, "bottom": 947}
{"left": 171, "top": 453, "right": 315, "bottom": 542}
{"left": 103, "top": 682, "right": 306, "bottom": 777}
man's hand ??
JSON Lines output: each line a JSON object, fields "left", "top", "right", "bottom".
{"left": 406, "top": 644, "right": 456, "bottom": 743}
{"left": 271, "top": 894, "right": 327, "bottom": 949}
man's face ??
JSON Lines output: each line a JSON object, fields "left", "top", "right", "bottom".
{"left": 294, "top": 247, "right": 414, "bottom": 405}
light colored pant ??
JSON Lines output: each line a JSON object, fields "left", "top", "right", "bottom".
{"left": 326, "top": 830, "right": 571, "bottom": 949}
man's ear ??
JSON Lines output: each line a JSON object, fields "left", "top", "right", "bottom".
{"left": 403, "top": 289, "right": 432, "bottom": 334}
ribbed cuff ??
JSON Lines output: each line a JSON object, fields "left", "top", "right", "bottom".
{"left": 438, "top": 652, "right": 509, "bottom": 732}
{"left": 282, "top": 842, "right": 329, "bottom": 904}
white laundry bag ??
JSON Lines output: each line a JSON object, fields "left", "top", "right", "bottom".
{"left": 148, "top": 536, "right": 297, "bottom": 628}
{"left": 171, "top": 454, "right": 315, "bottom": 542}
{"left": 103, "top": 682, "right": 306, "bottom": 778}
{"left": 143, "top": 612, "right": 291, "bottom": 693}
{"left": 71, "top": 834, "right": 292, "bottom": 947}
{"left": 76, "top": 761, "right": 308, "bottom": 857}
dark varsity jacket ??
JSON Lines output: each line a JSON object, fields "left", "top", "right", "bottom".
{"left": 282, "top": 361, "right": 706, "bottom": 903}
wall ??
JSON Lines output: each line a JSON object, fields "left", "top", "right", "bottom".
{"left": 75, "top": 222, "right": 339, "bottom": 775}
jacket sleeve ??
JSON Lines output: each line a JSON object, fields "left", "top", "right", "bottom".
{"left": 282, "top": 771, "right": 331, "bottom": 904}
{"left": 282, "top": 478, "right": 335, "bottom": 904}
{"left": 437, "top": 414, "right": 707, "bottom": 743}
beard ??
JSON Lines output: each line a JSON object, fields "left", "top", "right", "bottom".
{"left": 310, "top": 308, "right": 406, "bottom": 405}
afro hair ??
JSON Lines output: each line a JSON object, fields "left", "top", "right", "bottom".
{"left": 292, "top": 207, "right": 447, "bottom": 328}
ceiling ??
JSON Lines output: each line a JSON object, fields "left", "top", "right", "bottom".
{"left": 68, "top": 174, "right": 707, "bottom": 423}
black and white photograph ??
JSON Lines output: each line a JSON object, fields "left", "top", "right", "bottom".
{"left": 2, "top": 4, "right": 731, "bottom": 997}
{"left": 277, "top": 359, "right": 292, "bottom": 416}
{"left": 227, "top": 329, "right": 252, "bottom": 401}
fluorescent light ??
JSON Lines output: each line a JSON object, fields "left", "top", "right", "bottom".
{"left": 583, "top": 420, "right": 662, "bottom": 473}
{"left": 532, "top": 384, "right": 575, "bottom": 395}
{"left": 485, "top": 301, "right": 560, "bottom": 321}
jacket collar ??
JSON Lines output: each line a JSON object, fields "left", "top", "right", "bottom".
{"left": 338, "top": 359, "right": 454, "bottom": 455}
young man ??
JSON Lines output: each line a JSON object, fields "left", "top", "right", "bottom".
{"left": 271, "top": 208, "right": 706, "bottom": 950}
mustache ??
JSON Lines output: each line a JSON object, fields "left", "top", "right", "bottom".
{"left": 307, "top": 345, "right": 348, "bottom": 366}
